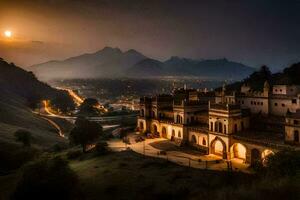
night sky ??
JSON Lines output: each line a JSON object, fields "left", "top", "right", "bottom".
{"left": 0, "top": 0, "right": 299, "bottom": 71}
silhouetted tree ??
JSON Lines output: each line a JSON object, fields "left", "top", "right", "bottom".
{"left": 69, "top": 117, "right": 103, "bottom": 152}
{"left": 14, "top": 130, "right": 32, "bottom": 147}
{"left": 78, "top": 98, "right": 100, "bottom": 116}
{"left": 264, "top": 150, "right": 300, "bottom": 177}
{"left": 50, "top": 92, "right": 75, "bottom": 113}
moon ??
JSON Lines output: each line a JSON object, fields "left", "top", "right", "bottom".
{"left": 4, "top": 30, "right": 12, "bottom": 38}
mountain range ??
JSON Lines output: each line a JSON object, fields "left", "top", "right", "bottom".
{"left": 31, "top": 47, "right": 255, "bottom": 80}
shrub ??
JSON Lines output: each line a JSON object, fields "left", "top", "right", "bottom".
{"left": 264, "top": 150, "right": 300, "bottom": 177}
{"left": 95, "top": 141, "right": 109, "bottom": 155}
{"left": 12, "top": 157, "right": 82, "bottom": 200}
{"left": 66, "top": 150, "right": 82, "bottom": 160}
{"left": 51, "top": 143, "right": 68, "bottom": 152}
{"left": 14, "top": 129, "right": 32, "bottom": 147}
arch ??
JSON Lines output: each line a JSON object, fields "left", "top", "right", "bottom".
{"left": 152, "top": 124, "right": 158, "bottom": 134}
{"left": 152, "top": 111, "right": 156, "bottom": 118}
{"left": 210, "top": 137, "right": 227, "bottom": 159}
{"left": 171, "top": 129, "right": 175, "bottom": 141}
{"left": 230, "top": 143, "right": 247, "bottom": 160}
{"left": 191, "top": 135, "right": 197, "bottom": 144}
{"left": 210, "top": 122, "right": 213, "bottom": 131}
{"left": 250, "top": 148, "right": 260, "bottom": 166}
{"left": 219, "top": 122, "right": 223, "bottom": 133}
{"left": 162, "top": 127, "right": 167, "bottom": 138}
{"left": 214, "top": 121, "right": 218, "bottom": 132}
{"left": 178, "top": 131, "right": 181, "bottom": 138}
{"left": 234, "top": 124, "right": 238, "bottom": 133}
{"left": 176, "top": 115, "right": 181, "bottom": 123}
{"left": 139, "top": 122, "right": 144, "bottom": 130}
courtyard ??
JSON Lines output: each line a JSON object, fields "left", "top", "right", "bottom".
{"left": 108, "top": 132, "right": 251, "bottom": 173}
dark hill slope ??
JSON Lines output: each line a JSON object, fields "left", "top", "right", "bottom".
{"left": 0, "top": 59, "right": 73, "bottom": 148}
{"left": 218, "top": 63, "right": 300, "bottom": 92}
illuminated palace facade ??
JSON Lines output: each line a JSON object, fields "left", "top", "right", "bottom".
{"left": 137, "top": 82, "right": 300, "bottom": 165}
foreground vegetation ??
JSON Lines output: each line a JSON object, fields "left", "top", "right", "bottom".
{"left": 1, "top": 148, "right": 299, "bottom": 200}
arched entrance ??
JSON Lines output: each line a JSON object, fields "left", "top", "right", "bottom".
{"left": 211, "top": 137, "right": 227, "bottom": 159}
{"left": 152, "top": 124, "right": 158, "bottom": 134}
{"left": 230, "top": 143, "right": 247, "bottom": 160}
{"left": 250, "top": 148, "right": 260, "bottom": 166}
{"left": 162, "top": 127, "right": 167, "bottom": 138}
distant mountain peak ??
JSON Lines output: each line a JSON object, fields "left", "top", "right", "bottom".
{"left": 96, "top": 46, "right": 122, "bottom": 54}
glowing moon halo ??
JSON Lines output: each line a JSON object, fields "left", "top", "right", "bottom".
{"left": 4, "top": 30, "right": 12, "bottom": 38}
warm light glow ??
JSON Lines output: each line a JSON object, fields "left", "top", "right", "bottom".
{"left": 231, "top": 143, "right": 246, "bottom": 159}
{"left": 215, "top": 140, "right": 224, "bottom": 154}
{"left": 4, "top": 30, "right": 12, "bottom": 38}
{"left": 262, "top": 149, "right": 274, "bottom": 159}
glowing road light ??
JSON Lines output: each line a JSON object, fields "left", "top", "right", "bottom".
{"left": 4, "top": 30, "right": 12, "bottom": 38}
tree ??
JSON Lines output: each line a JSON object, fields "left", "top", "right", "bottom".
{"left": 69, "top": 117, "right": 103, "bottom": 152}
{"left": 264, "top": 150, "right": 300, "bottom": 177}
{"left": 50, "top": 92, "right": 75, "bottom": 113}
{"left": 78, "top": 98, "right": 100, "bottom": 117}
{"left": 14, "top": 130, "right": 32, "bottom": 147}
{"left": 12, "top": 157, "right": 82, "bottom": 200}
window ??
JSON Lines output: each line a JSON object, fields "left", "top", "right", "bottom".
{"left": 141, "top": 109, "right": 145, "bottom": 117}
{"left": 261, "top": 102, "right": 263, "bottom": 105}
{"left": 241, "top": 122, "right": 244, "bottom": 130}
{"left": 210, "top": 122, "right": 213, "bottom": 131}
{"left": 251, "top": 101, "right": 253, "bottom": 105}
{"left": 294, "top": 130, "right": 299, "bottom": 142}
{"left": 202, "top": 138, "right": 206, "bottom": 146}
{"left": 294, "top": 120, "right": 299, "bottom": 125}
{"left": 275, "top": 103, "right": 278, "bottom": 106}
{"left": 234, "top": 124, "right": 238, "bottom": 133}
{"left": 224, "top": 125, "right": 227, "bottom": 134}
{"left": 219, "top": 122, "right": 223, "bottom": 133}
{"left": 282, "top": 103, "right": 285, "bottom": 107}
{"left": 292, "top": 99, "right": 297, "bottom": 104}
{"left": 178, "top": 131, "right": 181, "bottom": 138}
{"left": 275, "top": 89, "right": 278, "bottom": 92}
{"left": 214, "top": 121, "right": 219, "bottom": 132}
{"left": 242, "top": 100, "right": 244, "bottom": 104}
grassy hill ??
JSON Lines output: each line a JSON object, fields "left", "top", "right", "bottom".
{"left": 0, "top": 58, "right": 74, "bottom": 172}
{"left": 2, "top": 150, "right": 298, "bottom": 200}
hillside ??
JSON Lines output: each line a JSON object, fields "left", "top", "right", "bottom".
{"left": 219, "top": 63, "right": 300, "bottom": 92}
{"left": 31, "top": 47, "right": 255, "bottom": 80}
{"left": 0, "top": 58, "right": 74, "bottom": 149}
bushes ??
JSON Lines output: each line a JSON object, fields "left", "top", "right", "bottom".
{"left": 12, "top": 157, "right": 82, "bottom": 200}
{"left": 14, "top": 130, "right": 32, "bottom": 147}
{"left": 0, "top": 145, "right": 40, "bottom": 173}
{"left": 66, "top": 150, "right": 83, "bottom": 160}
{"left": 95, "top": 141, "right": 109, "bottom": 155}
{"left": 264, "top": 150, "right": 300, "bottom": 177}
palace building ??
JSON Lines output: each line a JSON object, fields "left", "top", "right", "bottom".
{"left": 137, "top": 82, "right": 300, "bottom": 165}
